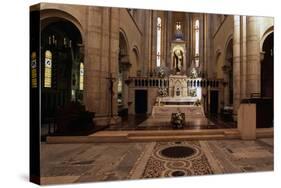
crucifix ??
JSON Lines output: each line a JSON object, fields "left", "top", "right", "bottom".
{"left": 106, "top": 73, "right": 116, "bottom": 118}
{"left": 176, "top": 22, "right": 182, "bottom": 31}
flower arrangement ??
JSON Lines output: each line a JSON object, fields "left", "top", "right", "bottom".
{"left": 171, "top": 112, "right": 185, "bottom": 129}
{"left": 189, "top": 67, "right": 198, "bottom": 79}
{"left": 158, "top": 69, "right": 165, "bottom": 78}
{"left": 158, "top": 87, "right": 168, "bottom": 97}
{"left": 189, "top": 89, "right": 197, "bottom": 97}
{"left": 155, "top": 66, "right": 170, "bottom": 78}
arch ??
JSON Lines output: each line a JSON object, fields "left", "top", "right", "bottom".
{"left": 215, "top": 49, "right": 222, "bottom": 61}
{"left": 261, "top": 32, "right": 273, "bottom": 98}
{"left": 119, "top": 30, "right": 130, "bottom": 66}
{"left": 224, "top": 34, "right": 233, "bottom": 62}
{"left": 119, "top": 28, "right": 129, "bottom": 55}
{"left": 215, "top": 48, "right": 222, "bottom": 66}
{"left": 132, "top": 45, "right": 140, "bottom": 74}
{"left": 260, "top": 26, "right": 274, "bottom": 50}
{"left": 117, "top": 29, "right": 131, "bottom": 115}
{"left": 40, "top": 9, "right": 84, "bottom": 43}
{"left": 132, "top": 45, "right": 140, "bottom": 58}
{"left": 40, "top": 14, "right": 85, "bottom": 124}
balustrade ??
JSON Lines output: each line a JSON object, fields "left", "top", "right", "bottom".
{"left": 129, "top": 77, "right": 221, "bottom": 88}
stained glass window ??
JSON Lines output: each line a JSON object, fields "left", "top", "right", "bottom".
{"left": 195, "top": 19, "right": 200, "bottom": 56}
{"left": 31, "top": 52, "right": 37, "bottom": 88}
{"left": 79, "top": 62, "right": 84, "bottom": 91}
{"left": 156, "top": 17, "right": 162, "bottom": 67}
{"left": 44, "top": 50, "right": 52, "bottom": 88}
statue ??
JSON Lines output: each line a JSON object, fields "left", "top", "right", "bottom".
{"left": 173, "top": 49, "right": 183, "bottom": 73}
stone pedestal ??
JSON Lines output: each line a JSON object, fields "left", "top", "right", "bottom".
{"left": 93, "top": 116, "right": 121, "bottom": 126}
{"left": 238, "top": 103, "right": 256, "bottom": 140}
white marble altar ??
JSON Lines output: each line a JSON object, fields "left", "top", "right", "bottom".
{"left": 168, "top": 75, "right": 188, "bottom": 97}
{"left": 152, "top": 105, "right": 205, "bottom": 118}
{"left": 156, "top": 75, "right": 202, "bottom": 105}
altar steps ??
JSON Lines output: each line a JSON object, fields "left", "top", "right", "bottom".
{"left": 46, "top": 129, "right": 239, "bottom": 143}
{"left": 46, "top": 128, "right": 273, "bottom": 144}
{"left": 127, "top": 134, "right": 226, "bottom": 142}
{"left": 127, "top": 129, "right": 239, "bottom": 141}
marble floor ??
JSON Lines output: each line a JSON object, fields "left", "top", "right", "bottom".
{"left": 40, "top": 138, "right": 273, "bottom": 185}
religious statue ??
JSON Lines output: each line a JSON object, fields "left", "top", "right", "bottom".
{"left": 173, "top": 49, "right": 183, "bottom": 73}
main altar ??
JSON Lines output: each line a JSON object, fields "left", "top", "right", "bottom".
{"left": 152, "top": 74, "right": 205, "bottom": 119}
{"left": 151, "top": 21, "right": 205, "bottom": 120}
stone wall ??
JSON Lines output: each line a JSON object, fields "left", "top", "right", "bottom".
{"left": 213, "top": 16, "right": 234, "bottom": 80}
{"left": 39, "top": 3, "right": 273, "bottom": 121}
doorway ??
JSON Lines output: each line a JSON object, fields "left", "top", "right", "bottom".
{"left": 210, "top": 90, "right": 219, "bottom": 114}
{"left": 41, "top": 20, "right": 83, "bottom": 122}
{"left": 261, "top": 32, "right": 273, "bottom": 98}
{"left": 135, "top": 90, "right": 148, "bottom": 114}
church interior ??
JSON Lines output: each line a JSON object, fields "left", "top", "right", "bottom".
{"left": 30, "top": 3, "right": 274, "bottom": 184}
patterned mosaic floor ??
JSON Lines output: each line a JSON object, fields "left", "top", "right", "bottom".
{"left": 140, "top": 141, "right": 213, "bottom": 178}
{"left": 40, "top": 138, "right": 273, "bottom": 185}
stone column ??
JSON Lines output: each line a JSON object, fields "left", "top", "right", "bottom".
{"left": 246, "top": 16, "right": 260, "bottom": 97}
{"left": 185, "top": 13, "right": 190, "bottom": 70}
{"left": 84, "top": 7, "right": 103, "bottom": 115}
{"left": 151, "top": 11, "right": 158, "bottom": 75}
{"left": 165, "top": 12, "right": 172, "bottom": 68}
{"left": 199, "top": 14, "right": 204, "bottom": 73}
{"left": 233, "top": 15, "right": 241, "bottom": 119}
{"left": 203, "top": 14, "right": 207, "bottom": 78}
{"left": 240, "top": 16, "right": 247, "bottom": 99}
{"left": 143, "top": 10, "right": 152, "bottom": 76}
{"left": 207, "top": 15, "right": 214, "bottom": 78}
{"left": 123, "top": 69, "right": 129, "bottom": 109}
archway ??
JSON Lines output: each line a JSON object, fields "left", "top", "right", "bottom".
{"left": 41, "top": 19, "right": 83, "bottom": 122}
{"left": 261, "top": 32, "right": 273, "bottom": 98}
{"left": 132, "top": 47, "right": 140, "bottom": 76}
{"left": 118, "top": 31, "right": 131, "bottom": 116}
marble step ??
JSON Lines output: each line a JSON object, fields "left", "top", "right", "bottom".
{"left": 46, "top": 135, "right": 128, "bottom": 143}
{"left": 256, "top": 128, "right": 274, "bottom": 138}
{"left": 46, "top": 129, "right": 241, "bottom": 143}
{"left": 128, "top": 129, "right": 227, "bottom": 137}
{"left": 128, "top": 134, "right": 225, "bottom": 142}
